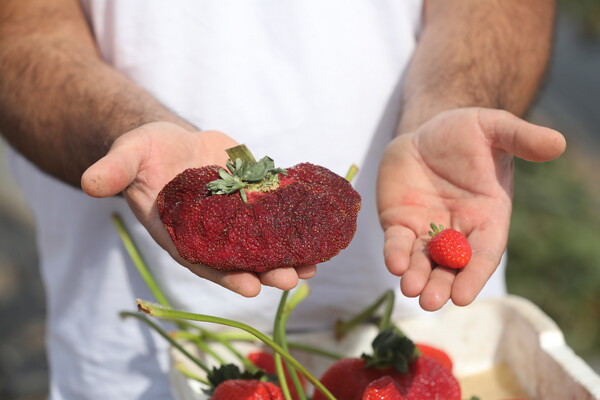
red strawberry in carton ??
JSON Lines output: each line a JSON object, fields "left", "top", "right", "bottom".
{"left": 157, "top": 144, "right": 361, "bottom": 272}
{"left": 210, "top": 380, "right": 284, "bottom": 400}
{"left": 205, "top": 364, "right": 284, "bottom": 400}
{"left": 247, "top": 351, "right": 306, "bottom": 400}
{"left": 362, "top": 375, "right": 407, "bottom": 400}
{"left": 313, "top": 327, "right": 461, "bottom": 400}
{"left": 415, "top": 343, "right": 453, "bottom": 372}
{"left": 401, "top": 356, "right": 461, "bottom": 400}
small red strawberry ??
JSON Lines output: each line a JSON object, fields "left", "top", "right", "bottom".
{"left": 157, "top": 144, "right": 361, "bottom": 272}
{"left": 427, "top": 223, "right": 472, "bottom": 269}
{"left": 415, "top": 343, "right": 453, "bottom": 372}
{"left": 210, "top": 379, "right": 284, "bottom": 400}
{"left": 362, "top": 375, "right": 406, "bottom": 400}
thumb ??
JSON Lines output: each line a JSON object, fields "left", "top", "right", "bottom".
{"left": 479, "top": 108, "right": 567, "bottom": 162}
{"left": 81, "top": 137, "right": 143, "bottom": 198}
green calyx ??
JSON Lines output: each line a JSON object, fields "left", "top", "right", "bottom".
{"left": 203, "top": 363, "right": 266, "bottom": 395}
{"left": 428, "top": 222, "right": 446, "bottom": 237}
{"left": 361, "top": 326, "right": 417, "bottom": 373}
{"left": 206, "top": 144, "right": 287, "bottom": 203}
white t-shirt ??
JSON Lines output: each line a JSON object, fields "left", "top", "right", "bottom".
{"left": 8, "top": 1, "right": 506, "bottom": 399}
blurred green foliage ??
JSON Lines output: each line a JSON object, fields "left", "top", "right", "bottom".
{"left": 558, "top": 0, "right": 600, "bottom": 38}
{"left": 507, "top": 149, "right": 600, "bottom": 357}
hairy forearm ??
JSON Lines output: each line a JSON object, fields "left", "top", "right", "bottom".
{"left": 398, "top": 0, "right": 556, "bottom": 134}
{"left": 0, "top": 0, "right": 194, "bottom": 187}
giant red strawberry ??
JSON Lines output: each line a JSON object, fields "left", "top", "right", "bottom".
{"left": 157, "top": 145, "right": 361, "bottom": 272}
{"left": 313, "top": 328, "right": 461, "bottom": 400}
{"left": 427, "top": 223, "right": 472, "bottom": 269}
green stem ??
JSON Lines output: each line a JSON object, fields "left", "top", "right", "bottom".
{"left": 120, "top": 311, "right": 210, "bottom": 383}
{"left": 137, "top": 299, "right": 337, "bottom": 400}
{"left": 173, "top": 331, "right": 227, "bottom": 366}
{"left": 173, "top": 326, "right": 262, "bottom": 374}
{"left": 226, "top": 144, "right": 256, "bottom": 163}
{"left": 205, "top": 330, "right": 344, "bottom": 360}
{"left": 112, "top": 214, "right": 171, "bottom": 308}
{"left": 344, "top": 164, "right": 359, "bottom": 183}
{"left": 200, "top": 329, "right": 258, "bottom": 372}
{"left": 378, "top": 290, "right": 395, "bottom": 331}
{"left": 286, "top": 283, "right": 310, "bottom": 313}
{"left": 274, "top": 290, "right": 293, "bottom": 400}
{"left": 173, "top": 362, "right": 206, "bottom": 383}
{"left": 334, "top": 289, "right": 395, "bottom": 339}
{"left": 287, "top": 342, "right": 343, "bottom": 361}
{"left": 170, "top": 322, "right": 258, "bottom": 372}
{"left": 277, "top": 285, "right": 310, "bottom": 400}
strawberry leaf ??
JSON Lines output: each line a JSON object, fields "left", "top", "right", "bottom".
{"left": 206, "top": 147, "right": 287, "bottom": 202}
{"left": 206, "top": 172, "right": 246, "bottom": 195}
{"left": 238, "top": 156, "right": 286, "bottom": 182}
{"left": 428, "top": 222, "right": 446, "bottom": 237}
{"left": 203, "top": 363, "right": 266, "bottom": 395}
{"left": 361, "top": 327, "right": 417, "bottom": 373}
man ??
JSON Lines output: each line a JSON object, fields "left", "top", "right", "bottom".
{"left": 0, "top": 0, "right": 565, "bottom": 398}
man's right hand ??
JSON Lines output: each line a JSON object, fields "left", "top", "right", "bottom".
{"left": 81, "top": 122, "right": 316, "bottom": 297}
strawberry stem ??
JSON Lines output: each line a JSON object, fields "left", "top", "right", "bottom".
{"left": 378, "top": 291, "right": 395, "bottom": 331}
{"left": 171, "top": 325, "right": 259, "bottom": 372}
{"left": 136, "top": 299, "right": 337, "bottom": 400}
{"left": 334, "top": 289, "right": 395, "bottom": 339}
{"left": 286, "top": 342, "right": 343, "bottom": 360}
{"left": 113, "top": 220, "right": 261, "bottom": 374}
{"left": 112, "top": 214, "right": 171, "bottom": 309}
{"left": 344, "top": 164, "right": 359, "bottom": 183}
{"left": 202, "top": 329, "right": 259, "bottom": 372}
{"left": 225, "top": 144, "right": 256, "bottom": 164}
{"left": 274, "top": 290, "right": 293, "bottom": 400}
{"left": 119, "top": 311, "right": 210, "bottom": 383}
{"left": 208, "top": 144, "right": 287, "bottom": 203}
{"left": 204, "top": 330, "right": 344, "bottom": 360}
{"left": 173, "top": 361, "right": 206, "bottom": 383}
{"left": 428, "top": 222, "right": 445, "bottom": 237}
{"left": 172, "top": 330, "right": 228, "bottom": 366}
{"left": 273, "top": 284, "right": 310, "bottom": 400}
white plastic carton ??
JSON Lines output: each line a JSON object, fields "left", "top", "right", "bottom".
{"left": 170, "top": 295, "right": 600, "bottom": 400}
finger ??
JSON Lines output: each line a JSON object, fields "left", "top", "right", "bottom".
{"left": 450, "top": 225, "right": 506, "bottom": 306}
{"left": 450, "top": 252, "right": 501, "bottom": 306}
{"left": 418, "top": 267, "right": 457, "bottom": 311}
{"left": 383, "top": 226, "right": 416, "bottom": 276}
{"left": 258, "top": 267, "right": 300, "bottom": 291}
{"left": 478, "top": 108, "right": 566, "bottom": 162}
{"left": 185, "top": 264, "right": 263, "bottom": 297}
{"left": 81, "top": 136, "right": 144, "bottom": 198}
{"left": 295, "top": 264, "right": 317, "bottom": 279}
{"left": 399, "top": 238, "right": 432, "bottom": 298}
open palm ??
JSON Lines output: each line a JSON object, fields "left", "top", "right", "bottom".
{"left": 378, "top": 108, "right": 566, "bottom": 310}
{"left": 81, "top": 122, "right": 315, "bottom": 297}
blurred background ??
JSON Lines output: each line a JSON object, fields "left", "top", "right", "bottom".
{"left": 1, "top": 2, "right": 600, "bottom": 399}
